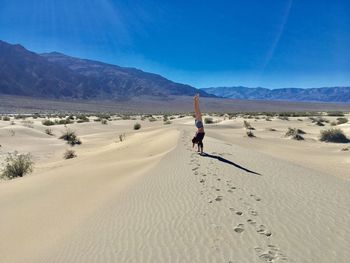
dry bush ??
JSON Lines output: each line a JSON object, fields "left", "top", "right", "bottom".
{"left": 1, "top": 152, "right": 34, "bottom": 179}
{"left": 134, "top": 123, "right": 141, "bottom": 130}
{"left": 63, "top": 149, "right": 77, "bottom": 159}
{"left": 336, "top": 117, "right": 348, "bottom": 125}
{"left": 59, "top": 128, "right": 82, "bottom": 146}
{"left": 204, "top": 117, "right": 214, "bottom": 124}
{"left": 320, "top": 128, "right": 350, "bottom": 143}
{"left": 45, "top": 128, "right": 53, "bottom": 136}
{"left": 246, "top": 130, "right": 255, "bottom": 137}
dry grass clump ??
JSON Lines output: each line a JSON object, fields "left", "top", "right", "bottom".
{"left": 21, "top": 120, "right": 34, "bottom": 128}
{"left": 101, "top": 119, "right": 108, "bottom": 125}
{"left": 45, "top": 128, "right": 53, "bottom": 136}
{"left": 42, "top": 119, "right": 55, "bottom": 126}
{"left": 118, "top": 133, "right": 126, "bottom": 142}
{"left": 134, "top": 123, "right": 141, "bottom": 130}
{"left": 246, "top": 130, "right": 255, "bottom": 137}
{"left": 2, "top": 116, "right": 10, "bottom": 121}
{"left": 336, "top": 117, "right": 348, "bottom": 125}
{"left": 164, "top": 120, "right": 172, "bottom": 125}
{"left": 285, "top": 128, "right": 305, "bottom": 140}
{"left": 243, "top": 120, "right": 255, "bottom": 130}
{"left": 59, "top": 128, "right": 82, "bottom": 146}
{"left": 76, "top": 115, "right": 90, "bottom": 123}
{"left": 204, "top": 117, "right": 214, "bottom": 124}
{"left": 1, "top": 152, "right": 34, "bottom": 180}
{"left": 320, "top": 128, "right": 350, "bottom": 143}
{"left": 63, "top": 149, "right": 77, "bottom": 159}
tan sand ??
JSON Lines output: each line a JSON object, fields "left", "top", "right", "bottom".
{"left": 0, "top": 115, "right": 349, "bottom": 263}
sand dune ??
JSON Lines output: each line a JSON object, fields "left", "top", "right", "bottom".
{"left": 0, "top": 115, "right": 349, "bottom": 262}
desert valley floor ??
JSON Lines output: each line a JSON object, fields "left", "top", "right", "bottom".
{"left": 0, "top": 114, "right": 349, "bottom": 263}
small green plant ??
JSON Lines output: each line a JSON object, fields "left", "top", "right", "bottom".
{"left": 204, "top": 117, "right": 214, "bottom": 124}
{"left": 134, "top": 123, "right": 141, "bottom": 130}
{"left": 59, "top": 128, "right": 82, "bottom": 146}
{"left": 1, "top": 152, "right": 34, "bottom": 179}
{"left": 63, "top": 149, "right": 77, "bottom": 159}
{"left": 320, "top": 128, "right": 349, "bottom": 143}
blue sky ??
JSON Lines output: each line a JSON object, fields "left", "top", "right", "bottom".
{"left": 0, "top": 0, "right": 349, "bottom": 88}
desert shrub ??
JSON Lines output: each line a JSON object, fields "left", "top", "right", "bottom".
{"left": 285, "top": 128, "right": 305, "bottom": 140}
{"left": 170, "top": 116, "right": 175, "bottom": 120}
{"left": 243, "top": 120, "right": 254, "bottom": 130}
{"left": 204, "top": 117, "right": 214, "bottom": 124}
{"left": 42, "top": 119, "right": 55, "bottom": 126}
{"left": 59, "top": 129, "right": 82, "bottom": 146}
{"left": 101, "top": 119, "right": 108, "bottom": 125}
{"left": 267, "top": 128, "right": 277, "bottom": 131}
{"left": 21, "top": 120, "right": 34, "bottom": 128}
{"left": 149, "top": 117, "right": 157, "bottom": 122}
{"left": 278, "top": 116, "right": 289, "bottom": 121}
{"left": 163, "top": 115, "right": 169, "bottom": 121}
{"left": 1, "top": 152, "right": 34, "bottom": 179}
{"left": 178, "top": 115, "right": 185, "bottom": 118}
{"left": 265, "top": 117, "right": 272, "bottom": 121}
{"left": 327, "top": 111, "right": 344, "bottom": 117}
{"left": 14, "top": 115, "right": 27, "bottom": 120}
{"left": 63, "top": 149, "right": 77, "bottom": 159}
{"left": 8, "top": 129, "right": 15, "bottom": 136}
{"left": 164, "top": 120, "right": 172, "bottom": 125}
{"left": 76, "top": 115, "right": 90, "bottom": 123}
{"left": 320, "top": 128, "right": 349, "bottom": 143}
{"left": 45, "top": 128, "right": 53, "bottom": 136}
{"left": 118, "top": 133, "right": 126, "bottom": 142}
{"left": 94, "top": 118, "right": 101, "bottom": 122}
{"left": 56, "top": 119, "right": 73, "bottom": 125}
{"left": 315, "top": 120, "right": 325, "bottom": 126}
{"left": 134, "top": 123, "right": 141, "bottom": 130}
{"left": 246, "top": 130, "right": 255, "bottom": 137}
{"left": 297, "top": 119, "right": 303, "bottom": 121}
{"left": 2, "top": 116, "right": 10, "bottom": 121}
{"left": 336, "top": 117, "right": 348, "bottom": 125}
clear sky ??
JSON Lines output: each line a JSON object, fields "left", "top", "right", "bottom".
{"left": 0, "top": 0, "right": 349, "bottom": 88}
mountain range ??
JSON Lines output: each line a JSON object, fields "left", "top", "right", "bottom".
{"left": 1, "top": 40, "right": 349, "bottom": 103}
{"left": 0, "top": 40, "right": 210, "bottom": 99}
{"left": 202, "top": 86, "right": 350, "bottom": 103}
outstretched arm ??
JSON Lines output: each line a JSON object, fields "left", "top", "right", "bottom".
{"left": 194, "top": 94, "right": 202, "bottom": 121}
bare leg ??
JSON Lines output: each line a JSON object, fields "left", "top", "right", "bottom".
{"left": 194, "top": 94, "right": 202, "bottom": 121}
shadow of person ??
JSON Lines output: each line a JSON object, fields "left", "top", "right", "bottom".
{"left": 201, "top": 153, "right": 261, "bottom": 176}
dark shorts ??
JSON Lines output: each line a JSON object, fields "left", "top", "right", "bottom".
{"left": 195, "top": 119, "right": 204, "bottom": 129}
{"left": 196, "top": 132, "right": 205, "bottom": 142}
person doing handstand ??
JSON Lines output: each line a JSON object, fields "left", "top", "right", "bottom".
{"left": 192, "top": 94, "right": 205, "bottom": 154}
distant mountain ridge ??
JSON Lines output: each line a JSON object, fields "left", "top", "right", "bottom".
{"left": 202, "top": 86, "right": 350, "bottom": 103}
{"left": 0, "top": 40, "right": 211, "bottom": 99}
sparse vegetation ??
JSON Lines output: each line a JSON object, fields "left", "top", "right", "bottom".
{"left": 327, "top": 111, "right": 344, "bottom": 117}
{"left": 2, "top": 116, "right": 10, "bottom": 121}
{"left": 285, "top": 128, "right": 305, "bottom": 140}
{"left": 45, "top": 128, "right": 54, "bottom": 136}
{"left": 63, "top": 149, "right": 77, "bottom": 159}
{"left": 320, "top": 128, "right": 350, "bottom": 143}
{"left": 204, "top": 117, "right": 214, "bottom": 124}
{"left": 76, "top": 115, "right": 90, "bottom": 123}
{"left": 21, "top": 120, "right": 34, "bottom": 128}
{"left": 1, "top": 152, "right": 34, "bottom": 180}
{"left": 118, "top": 133, "right": 126, "bottom": 142}
{"left": 243, "top": 120, "right": 255, "bottom": 130}
{"left": 8, "top": 129, "right": 15, "bottom": 136}
{"left": 246, "top": 130, "right": 255, "bottom": 137}
{"left": 101, "top": 119, "right": 108, "bottom": 125}
{"left": 134, "top": 123, "right": 141, "bottom": 130}
{"left": 164, "top": 120, "right": 172, "bottom": 125}
{"left": 59, "top": 128, "right": 82, "bottom": 146}
{"left": 42, "top": 119, "right": 55, "bottom": 126}
{"left": 336, "top": 117, "right": 348, "bottom": 125}
{"left": 149, "top": 117, "right": 157, "bottom": 122}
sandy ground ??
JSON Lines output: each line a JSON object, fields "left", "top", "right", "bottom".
{"left": 0, "top": 114, "right": 349, "bottom": 263}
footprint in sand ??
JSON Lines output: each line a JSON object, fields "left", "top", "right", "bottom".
{"left": 247, "top": 219, "right": 256, "bottom": 225}
{"left": 250, "top": 194, "right": 262, "bottom": 202}
{"left": 248, "top": 208, "right": 258, "bottom": 216}
{"left": 255, "top": 245, "right": 288, "bottom": 262}
{"left": 257, "top": 225, "right": 272, "bottom": 237}
{"left": 234, "top": 224, "right": 245, "bottom": 233}
{"left": 215, "top": 196, "right": 223, "bottom": 201}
